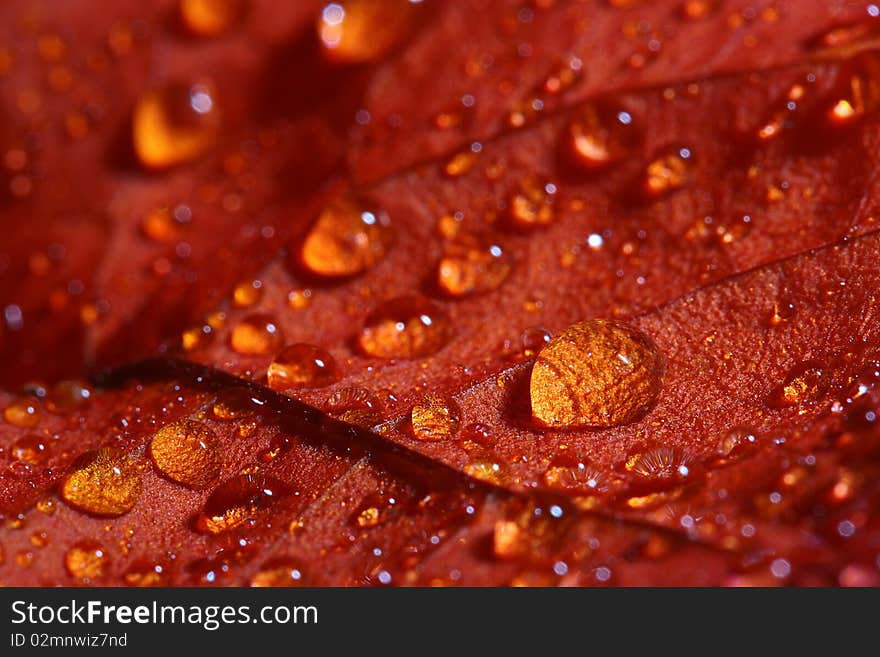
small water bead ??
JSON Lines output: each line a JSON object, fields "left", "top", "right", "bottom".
{"left": 521, "top": 326, "right": 552, "bottom": 356}
{"left": 45, "top": 380, "right": 92, "bottom": 413}
{"left": 213, "top": 388, "right": 259, "bottom": 420}
{"left": 60, "top": 449, "right": 142, "bottom": 517}
{"left": 530, "top": 319, "right": 665, "bottom": 428}
{"left": 325, "top": 387, "right": 383, "bottom": 427}
{"left": 680, "top": 0, "right": 716, "bottom": 20}
{"left": 298, "top": 199, "right": 392, "bottom": 278}
{"left": 443, "top": 150, "right": 477, "bottom": 177}
{"left": 64, "top": 541, "right": 108, "bottom": 580}
{"left": 643, "top": 146, "right": 693, "bottom": 197}
{"left": 463, "top": 460, "right": 506, "bottom": 485}
{"left": 808, "top": 21, "right": 880, "bottom": 51}
{"left": 233, "top": 280, "right": 262, "bottom": 307}
{"left": 287, "top": 288, "right": 313, "bottom": 310}
{"left": 267, "top": 344, "right": 339, "bottom": 390}
{"left": 625, "top": 446, "right": 691, "bottom": 481}
{"left": 826, "top": 63, "right": 880, "bottom": 126}
{"left": 36, "top": 497, "right": 56, "bottom": 515}
{"left": 317, "top": 0, "right": 418, "bottom": 64}
{"left": 141, "top": 208, "right": 180, "bottom": 243}
{"left": 460, "top": 422, "right": 496, "bottom": 447}
{"left": 10, "top": 435, "right": 50, "bottom": 466}
{"left": 124, "top": 560, "right": 168, "bottom": 586}
{"left": 508, "top": 178, "right": 555, "bottom": 229}
{"left": 436, "top": 238, "right": 511, "bottom": 297}
{"left": 149, "top": 419, "right": 221, "bottom": 489}
{"left": 230, "top": 313, "right": 283, "bottom": 355}
{"left": 250, "top": 559, "right": 305, "bottom": 587}
{"left": 542, "top": 454, "right": 604, "bottom": 492}
{"left": 767, "top": 298, "right": 797, "bottom": 327}
{"left": 564, "top": 102, "right": 639, "bottom": 170}
{"left": 715, "top": 426, "right": 759, "bottom": 460}
{"left": 195, "top": 474, "right": 289, "bottom": 534}
{"left": 180, "top": 0, "right": 246, "bottom": 37}
{"left": 410, "top": 394, "right": 461, "bottom": 441}
{"left": 358, "top": 296, "right": 450, "bottom": 359}
{"left": 132, "top": 83, "right": 219, "bottom": 170}
{"left": 766, "top": 362, "right": 828, "bottom": 408}
{"left": 4, "top": 398, "right": 40, "bottom": 427}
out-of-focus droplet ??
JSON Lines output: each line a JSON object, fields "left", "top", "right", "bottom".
{"left": 768, "top": 297, "right": 796, "bottom": 327}
{"left": 45, "top": 380, "right": 92, "bottom": 413}
{"left": 60, "top": 449, "right": 142, "bottom": 517}
{"left": 358, "top": 296, "right": 450, "bottom": 359}
{"left": 250, "top": 559, "right": 305, "bottom": 586}
{"left": 230, "top": 313, "right": 283, "bottom": 355}
{"left": 11, "top": 435, "right": 49, "bottom": 466}
{"left": 325, "top": 387, "right": 383, "bottom": 427}
{"left": 767, "top": 362, "right": 828, "bottom": 408}
{"left": 149, "top": 419, "right": 221, "bottom": 489}
{"left": 521, "top": 326, "right": 552, "bottom": 356}
{"left": 436, "top": 238, "right": 511, "bottom": 296}
{"left": 132, "top": 83, "right": 218, "bottom": 170}
{"left": 564, "top": 103, "right": 639, "bottom": 170}
{"left": 195, "top": 474, "right": 289, "bottom": 534}
{"left": 287, "top": 288, "right": 313, "bottom": 310}
{"left": 410, "top": 394, "right": 461, "bottom": 441}
{"left": 180, "top": 0, "right": 245, "bottom": 37}
{"left": 299, "top": 199, "right": 392, "bottom": 278}
{"left": 508, "top": 178, "right": 556, "bottom": 229}
{"left": 3, "top": 398, "right": 40, "bottom": 428}
{"left": 124, "top": 560, "right": 168, "bottom": 586}
{"left": 267, "top": 343, "right": 339, "bottom": 390}
{"left": 680, "top": 0, "right": 715, "bottom": 20}
{"left": 808, "top": 21, "right": 880, "bottom": 51}
{"left": 542, "top": 454, "right": 604, "bottom": 492}
{"left": 715, "top": 426, "right": 758, "bottom": 461}
{"left": 530, "top": 319, "right": 665, "bottom": 428}
{"left": 64, "top": 541, "right": 108, "bottom": 580}
{"left": 141, "top": 208, "right": 179, "bottom": 243}
{"left": 463, "top": 460, "right": 505, "bottom": 485}
{"left": 317, "top": 0, "right": 418, "bottom": 64}
{"left": 826, "top": 63, "right": 880, "bottom": 126}
{"left": 233, "top": 280, "right": 262, "bottom": 307}
{"left": 644, "top": 146, "right": 693, "bottom": 197}
{"left": 443, "top": 150, "right": 477, "bottom": 177}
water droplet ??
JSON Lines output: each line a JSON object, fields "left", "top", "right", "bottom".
{"left": 124, "top": 560, "right": 168, "bottom": 586}
{"left": 530, "top": 319, "right": 665, "bottom": 428}
{"left": 410, "top": 394, "right": 461, "bottom": 441}
{"left": 141, "top": 208, "right": 180, "bottom": 243}
{"left": 195, "top": 474, "right": 289, "bottom": 534}
{"left": 250, "top": 559, "right": 305, "bottom": 586}
{"left": 317, "top": 0, "right": 418, "bottom": 63}
{"left": 267, "top": 343, "right": 339, "bottom": 390}
{"left": 508, "top": 178, "right": 555, "bottom": 230}
{"left": 521, "top": 326, "right": 552, "bottom": 356}
{"left": 564, "top": 102, "right": 639, "bottom": 170}
{"left": 212, "top": 388, "right": 259, "bottom": 420}
{"left": 45, "top": 380, "right": 92, "bottom": 413}
{"left": 542, "top": 453, "right": 604, "bottom": 492}
{"left": 10, "top": 435, "right": 49, "bottom": 466}
{"left": 443, "top": 150, "right": 477, "bottom": 177}
{"left": 767, "top": 362, "right": 828, "bottom": 408}
{"left": 233, "top": 280, "right": 262, "bottom": 307}
{"left": 460, "top": 422, "right": 496, "bottom": 447}
{"left": 680, "top": 0, "right": 715, "bottom": 20}
{"left": 436, "top": 238, "right": 511, "bottom": 296}
{"left": 325, "top": 387, "right": 383, "bottom": 427}
{"left": 287, "top": 288, "right": 313, "bottom": 310}
{"left": 64, "top": 540, "right": 108, "bottom": 580}
{"left": 3, "top": 398, "right": 40, "bottom": 427}
{"left": 808, "top": 21, "right": 880, "bottom": 51}
{"left": 60, "top": 449, "right": 142, "bottom": 517}
{"left": 149, "top": 419, "right": 221, "bottom": 489}
{"left": 715, "top": 426, "right": 759, "bottom": 461}
{"left": 826, "top": 61, "right": 880, "bottom": 126}
{"left": 358, "top": 296, "right": 450, "bottom": 359}
{"left": 36, "top": 497, "right": 56, "bottom": 515}
{"left": 132, "top": 83, "right": 218, "bottom": 169}
{"left": 463, "top": 460, "right": 505, "bottom": 485}
{"left": 625, "top": 446, "right": 691, "bottom": 481}
{"left": 298, "top": 199, "right": 392, "bottom": 278}
{"left": 767, "top": 297, "right": 797, "bottom": 326}
{"left": 230, "top": 313, "right": 283, "bottom": 355}
{"left": 180, "top": 0, "right": 245, "bottom": 37}
{"left": 644, "top": 146, "right": 693, "bottom": 197}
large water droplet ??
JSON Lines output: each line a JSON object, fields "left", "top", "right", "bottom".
{"left": 60, "top": 449, "right": 142, "bottom": 517}
{"left": 195, "top": 474, "right": 289, "bottom": 534}
{"left": 267, "top": 343, "right": 339, "bottom": 390}
{"left": 410, "top": 394, "right": 461, "bottom": 441}
{"left": 436, "top": 238, "right": 511, "bottom": 296}
{"left": 149, "top": 419, "right": 221, "bottom": 489}
{"left": 230, "top": 313, "right": 283, "bottom": 355}
{"left": 358, "top": 296, "right": 450, "bottom": 359}
{"left": 530, "top": 319, "right": 665, "bottom": 428}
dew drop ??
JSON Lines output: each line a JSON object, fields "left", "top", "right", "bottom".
{"left": 644, "top": 146, "right": 693, "bottom": 197}
{"left": 195, "top": 474, "right": 289, "bottom": 534}
{"left": 625, "top": 446, "right": 691, "bottom": 481}
{"left": 410, "top": 394, "right": 461, "bottom": 441}
{"left": 317, "top": 0, "right": 417, "bottom": 63}
{"left": 232, "top": 280, "right": 262, "bottom": 307}
{"left": 10, "top": 435, "right": 50, "bottom": 467}
{"left": 767, "top": 362, "right": 828, "bottom": 408}
{"left": 767, "top": 297, "right": 797, "bottom": 327}
{"left": 64, "top": 540, "right": 108, "bottom": 580}
{"left": 132, "top": 83, "right": 218, "bottom": 170}
{"left": 521, "top": 326, "right": 552, "bottom": 356}
{"left": 3, "top": 398, "right": 40, "bottom": 428}
{"left": 141, "top": 208, "right": 180, "bottom": 243}
{"left": 530, "top": 319, "right": 665, "bottom": 428}
{"left": 124, "top": 560, "right": 168, "bottom": 586}
{"left": 212, "top": 388, "right": 259, "bottom": 420}
{"left": 230, "top": 313, "right": 283, "bottom": 355}
{"left": 463, "top": 460, "right": 505, "bottom": 485}
{"left": 357, "top": 296, "right": 450, "bottom": 359}
{"left": 680, "top": 0, "right": 716, "bottom": 20}
{"left": 180, "top": 0, "right": 245, "bottom": 37}
{"left": 715, "top": 426, "right": 759, "bottom": 460}
{"left": 60, "top": 449, "right": 142, "bottom": 517}
{"left": 45, "top": 380, "right": 92, "bottom": 413}
{"left": 267, "top": 343, "right": 339, "bottom": 390}
{"left": 298, "top": 199, "right": 392, "bottom": 278}
{"left": 508, "top": 178, "right": 556, "bottom": 230}
{"left": 460, "top": 422, "right": 496, "bottom": 447}
{"left": 250, "top": 559, "right": 305, "bottom": 587}
{"left": 436, "top": 238, "right": 511, "bottom": 296}
{"left": 149, "top": 419, "right": 221, "bottom": 489}
{"left": 324, "top": 387, "right": 383, "bottom": 427}
{"left": 564, "top": 102, "right": 639, "bottom": 170}
{"left": 542, "top": 453, "right": 604, "bottom": 492}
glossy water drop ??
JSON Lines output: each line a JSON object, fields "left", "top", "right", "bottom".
{"left": 460, "top": 422, "right": 496, "bottom": 447}
{"left": 644, "top": 146, "right": 693, "bottom": 197}
{"left": 508, "top": 178, "right": 555, "bottom": 229}
{"left": 358, "top": 296, "right": 450, "bottom": 359}
{"left": 436, "top": 238, "right": 511, "bottom": 296}
{"left": 45, "top": 380, "right": 92, "bottom": 413}
{"left": 680, "top": 0, "right": 715, "bottom": 20}
{"left": 826, "top": 63, "right": 880, "bottom": 126}
{"left": 250, "top": 559, "right": 305, "bottom": 587}
{"left": 715, "top": 426, "right": 759, "bottom": 461}
{"left": 213, "top": 388, "right": 259, "bottom": 420}
{"left": 149, "top": 419, "right": 221, "bottom": 489}
{"left": 463, "top": 460, "right": 506, "bottom": 485}
{"left": 325, "top": 387, "right": 383, "bottom": 427}
{"left": 10, "top": 435, "right": 49, "bottom": 466}
{"left": 180, "top": 0, "right": 245, "bottom": 36}
{"left": 195, "top": 474, "right": 289, "bottom": 534}
{"left": 530, "top": 319, "right": 665, "bottom": 428}
{"left": 230, "top": 313, "right": 283, "bottom": 355}
{"left": 232, "top": 280, "right": 262, "bottom": 307}
{"left": 625, "top": 446, "right": 691, "bottom": 481}
{"left": 542, "top": 454, "right": 604, "bottom": 492}
{"left": 124, "top": 560, "right": 168, "bottom": 586}
{"left": 767, "top": 362, "right": 828, "bottom": 408}
{"left": 64, "top": 540, "right": 108, "bottom": 580}
{"left": 4, "top": 398, "right": 40, "bottom": 427}
{"left": 564, "top": 103, "right": 639, "bottom": 170}
{"left": 410, "top": 394, "right": 461, "bottom": 441}
{"left": 318, "top": 0, "right": 417, "bottom": 63}
{"left": 521, "top": 326, "right": 552, "bottom": 356}
{"left": 132, "top": 83, "right": 218, "bottom": 169}
{"left": 267, "top": 344, "right": 339, "bottom": 390}
{"left": 299, "top": 199, "right": 392, "bottom": 278}
{"left": 60, "top": 449, "right": 142, "bottom": 517}
{"left": 768, "top": 298, "right": 797, "bottom": 326}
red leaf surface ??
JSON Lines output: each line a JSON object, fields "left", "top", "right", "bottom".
{"left": 2, "top": 0, "right": 880, "bottom": 586}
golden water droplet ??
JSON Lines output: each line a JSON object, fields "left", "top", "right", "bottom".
{"left": 767, "top": 363, "right": 827, "bottom": 408}
{"left": 827, "top": 64, "right": 880, "bottom": 126}
{"left": 463, "top": 460, "right": 505, "bottom": 485}
{"left": 625, "top": 446, "right": 691, "bottom": 480}
{"left": 565, "top": 103, "right": 638, "bottom": 170}
{"left": 230, "top": 313, "right": 283, "bottom": 355}
{"left": 325, "top": 387, "right": 383, "bottom": 427}
{"left": 644, "top": 146, "right": 693, "bottom": 197}
{"left": 60, "top": 449, "right": 142, "bottom": 517}
{"left": 233, "top": 280, "right": 262, "bottom": 307}
{"left": 508, "top": 179, "right": 555, "bottom": 229}
{"left": 195, "top": 474, "right": 289, "bottom": 534}
{"left": 36, "top": 497, "right": 57, "bottom": 515}
{"left": 530, "top": 319, "right": 665, "bottom": 428}
{"left": 437, "top": 238, "right": 511, "bottom": 296}
{"left": 299, "top": 199, "right": 392, "bottom": 278}
{"left": 410, "top": 394, "right": 461, "bottom": 441}
{"left": 287, "top": 288, "right": 313, "bottom": 310}
{"left": 460, "top": 422, "right": 496, "bottom": 447}
{"left": 180, "top": 0, "right": 245, "bottom": 36}
{"left": 443, "top": 150, "right": 477, "bottom": 177}
{"left": 132, "top": 83, "right": 218, "bottom": 170}
{"left": 4, "top": 398, "right": 40, "bottom": 428}
{"left": 358, "top": 296, "right": 450, "bottom": 359}
{"left": 141, "top": 208, "right": 179, "bottom": 243}
{"left": 681, "top": 0, "right": 715, "bottom": 20}
{"left": 11, "top": 435, "right": 49, "bottom": 466}
{"left": 30, "top": 531, "right": 49, "bottom": 547}
{"left": 542, "top": 454, "right": 604, "bottom": 492}
{"left": 64, "top": 541, "right": 108, "bottom": 580}
{"left": 317, "top": 0, "right": 418, "bottom": 63}
{"left": 250, "top": 560, "right": 305, "bottom": 586}
{"left": 124, "top": 560, "right": 168, "bottom": 586}
{"left": 149, "top": 419, "right": 221, "bottom": 489}
{"left": 182, "top": 324, "right": 211, "bottom": 351}
{"left": 267, "top": 344, "right": 339, "bottom": 390}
